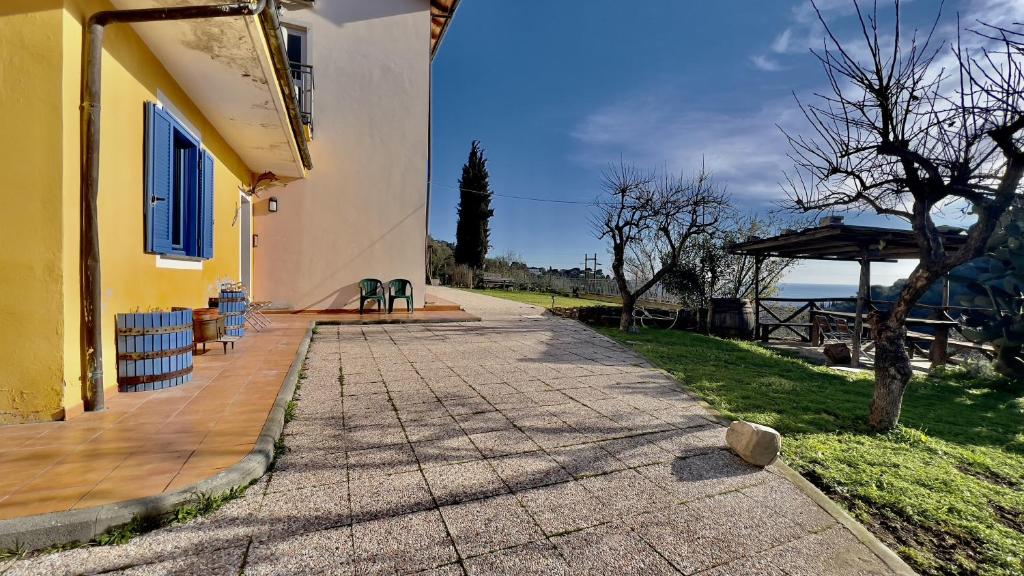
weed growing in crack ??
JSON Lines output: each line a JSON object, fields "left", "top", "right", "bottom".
{"left": 172, "top": 486, "right": 248, "bottom": 524}
{"left": 0, "top": 543, "right": 27, "bottom": 562}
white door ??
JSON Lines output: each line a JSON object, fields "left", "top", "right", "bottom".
{"left": 240, "top": 193, "right": 252, "bottom": 292}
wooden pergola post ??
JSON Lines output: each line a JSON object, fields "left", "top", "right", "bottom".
{"left": 930, "top": 273, "right": 952, "bottom": 367}
{"left": 753, "top": 255, "right": 763, "bottom": 341}
{"left": 941, "top": 274, "right": 950, "bottom": 310}
{"left": 851, "top": 255, "right": 870, "bottom": 368}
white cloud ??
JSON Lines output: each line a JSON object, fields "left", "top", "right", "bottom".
{"left": 751, "top": 54, "right": 784, "bottom": 71}
{"left": 571, "top": 92, "right": 805, "bottom": 206}
{"left": 771, "top": 28, "right": 794, "bottom": 53}
{"left": 965, "top": 0, "right": 1024, "bottom": 26}
{"left": 748, "top": 1, "right": 858, "bottom": 74}
{"left": 772, "top": 0, "right": 1024, "bottom": 64}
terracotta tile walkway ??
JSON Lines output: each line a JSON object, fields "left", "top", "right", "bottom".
{"left": 0, "top": 302, "right": 476, "bottom": 522}
{"left": 0, "top": 317, "right": 306, "bottom": 521}
{"left": 4, "top": 289, "right": 903, "bottom": 575}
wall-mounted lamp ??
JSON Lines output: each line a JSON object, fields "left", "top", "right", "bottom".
{"left": 252, "top": 234, "right": 260, "bottom": 248}
{"left": 268, "top": 197, "right": 279, "bottom": 213}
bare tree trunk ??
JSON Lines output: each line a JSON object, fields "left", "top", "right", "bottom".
{"left": 868, "top": 315, "right": 914, "bottom": 430}
{"left": 994, "top": 344, "right": 1024, "bottom": 380}
{"left": 620, "top": 294, "right": 635, "bottom": 331}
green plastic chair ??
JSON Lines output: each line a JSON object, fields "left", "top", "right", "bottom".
{"left": 388, "top": 279, "right": 414, "bottom": 313}
{"left": 359, "top": 278, "right": 386, "bottom": 313}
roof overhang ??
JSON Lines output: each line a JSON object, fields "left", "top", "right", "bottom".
{"left": 728, "top": 223, "right": 970, "bottom": 262}
{"left": 109, "top": 0, "right": 311, "bottom": 178}
{"left": 431, "top": 0, "right": 461, "bottom": 59}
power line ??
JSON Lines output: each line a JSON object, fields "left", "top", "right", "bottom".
{"left": 427, "top": 181, "right": 610, "bottom": 206}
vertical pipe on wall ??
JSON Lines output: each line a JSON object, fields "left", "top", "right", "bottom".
{"left": 425, "top": 39, "right": 433, "bottom": 289}
{"left": 81, "top": 18, "right": 105, "bottom": 412}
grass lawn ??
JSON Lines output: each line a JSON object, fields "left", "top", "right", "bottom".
{"left": 599, "top": 328, "right": 1024, "bottom": 576}
{"left": 463, "top": 288, "right": 606, "bottom": 309}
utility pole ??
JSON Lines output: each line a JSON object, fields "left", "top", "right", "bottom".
{"left": 583, "top": 253, "right": 600, "bottom": 278}
{"left": 581, "top": 253, "right": 600, "bottom": 296}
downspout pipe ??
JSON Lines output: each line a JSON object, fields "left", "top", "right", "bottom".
{"left": 81, "top": 0, "right": 267, "bottom": 412}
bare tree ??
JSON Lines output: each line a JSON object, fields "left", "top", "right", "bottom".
{"left": 594, "top": 162, "right": 729, "bottom": 330}
{"left": 784, "top": 1, "right": 1024, "bottom": 430}
{"left": 720, "top": 213, "right": 802, "bottom": 300}
{"left": 662, "top": 212, "right": 800, "bottom": 315}
{"left": 663, "top": 232, "right": 726, "bottom": 312}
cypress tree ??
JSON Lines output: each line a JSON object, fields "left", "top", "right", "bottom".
{"left": 454, "top": 140, "right": 494, "bottom": 268}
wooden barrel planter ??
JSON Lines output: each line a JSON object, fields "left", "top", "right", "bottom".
{"left": 709, "top": 298, "right": 755, "bottom": 340}
{"left": 218, "top": 290, "right": 246, "bottom": 337}
{"left": 115, "top": 309, "right": 193, "bottom": 392}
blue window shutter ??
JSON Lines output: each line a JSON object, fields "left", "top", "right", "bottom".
{"left": 145, "top": 103, "right": 174, "bottom": 254}
{"left": 199, "top": 150, "right": 215, "bottom": 260}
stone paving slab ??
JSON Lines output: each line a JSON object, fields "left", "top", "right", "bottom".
{"left": 4, "top": 288, "right": 907, "bottom": 575}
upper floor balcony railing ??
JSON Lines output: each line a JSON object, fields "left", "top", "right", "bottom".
{"left": 289, "top": 61, "right": 314, "bottom": 135}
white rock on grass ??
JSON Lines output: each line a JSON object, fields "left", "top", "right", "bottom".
{"left": 726, "top": 421, "right": 781, "bottom": 467}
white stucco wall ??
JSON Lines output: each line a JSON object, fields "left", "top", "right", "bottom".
{"left": 253, "top": 0, "right": 429, "bottom": 310}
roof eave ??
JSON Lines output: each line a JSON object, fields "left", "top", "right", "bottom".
{"left": 258, "top": 0, "right": 313, "bottom": 171}
{"left": 430, "top": 0, "right": 461, "bottom": 60}
{"left": 109, "top": 0, "right": 310, "bottom": 178}
{"left": 728, "top": 223, "right": 970, "bottom": 261}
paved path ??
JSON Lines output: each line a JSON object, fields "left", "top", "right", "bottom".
{"left": 5, "top": 288, "right": 898, "bottom": 575}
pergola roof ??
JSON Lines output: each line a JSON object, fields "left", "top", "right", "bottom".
{"left": 729, "top": 223, "right": 970, "bottom": 262}
{"left": 431, "top": 0, "right": 461, "bottom": 58}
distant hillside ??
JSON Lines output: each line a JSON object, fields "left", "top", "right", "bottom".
{"left": 869, "top": 259, "right": 991, "bottom": 310}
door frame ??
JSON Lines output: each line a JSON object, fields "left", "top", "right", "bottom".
{"left": 240, "top": 191, "right": 253, "bottom": 293}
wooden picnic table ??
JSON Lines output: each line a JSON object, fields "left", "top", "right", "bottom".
{"left": 814, "top": 309, "right": 964, "bottom": 365}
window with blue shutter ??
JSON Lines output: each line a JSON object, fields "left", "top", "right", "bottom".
{"left": 199, "top": 151, "right": 215, "bottom": 259}
{"left": 145, "top": 103, "right": 174, "bottom": 255}
{"left": 144, "top": 102, "right": 215, "bottom": 260}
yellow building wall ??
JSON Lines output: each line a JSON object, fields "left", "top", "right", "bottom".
{"left": 60, "top": 0, "right": 252, "bottom": 418}
{"left": 60, "top": 4, "right": 82, "bottom": 420}
{"left": 0, "top": 0, "right": 252, "bottom": 422}
{"left": 0, "top": 2, "right": 67, "bottom": 423}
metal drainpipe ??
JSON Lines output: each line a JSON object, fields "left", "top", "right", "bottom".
{"left": 81, "top": 0, "right": 267, "bottom": 411}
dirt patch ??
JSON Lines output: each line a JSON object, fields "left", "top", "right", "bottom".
{"left": 798, "top": 467, "right": 985, "bottom": 576}
{"left": 955, "top": 464, "right": 1021, "bottom": 490}
{"left": 992, "top": 503, "right": 1024, "bottom": 533}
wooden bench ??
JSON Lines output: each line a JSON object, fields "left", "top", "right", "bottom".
{"left": 478, "top": 273, "right": 514, "bottom": 290}
{"left": 906, "top": 330, "right": 994, "bottom": 362}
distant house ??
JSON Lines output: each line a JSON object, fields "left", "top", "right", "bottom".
{"left": 0, "top": 0, "right": 459, "bottom": 423}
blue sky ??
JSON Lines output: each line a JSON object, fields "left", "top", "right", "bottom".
{"left": 430, "top": 0, "right": 1021, "bottom": 286}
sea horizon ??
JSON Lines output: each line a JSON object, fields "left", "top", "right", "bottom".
{"left": 775, "top": 282, "right": 859, "bottom": 300}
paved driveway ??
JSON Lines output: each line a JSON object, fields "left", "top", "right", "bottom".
{"left": 5, "top": 289, "right": 898, "bottom": 575}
